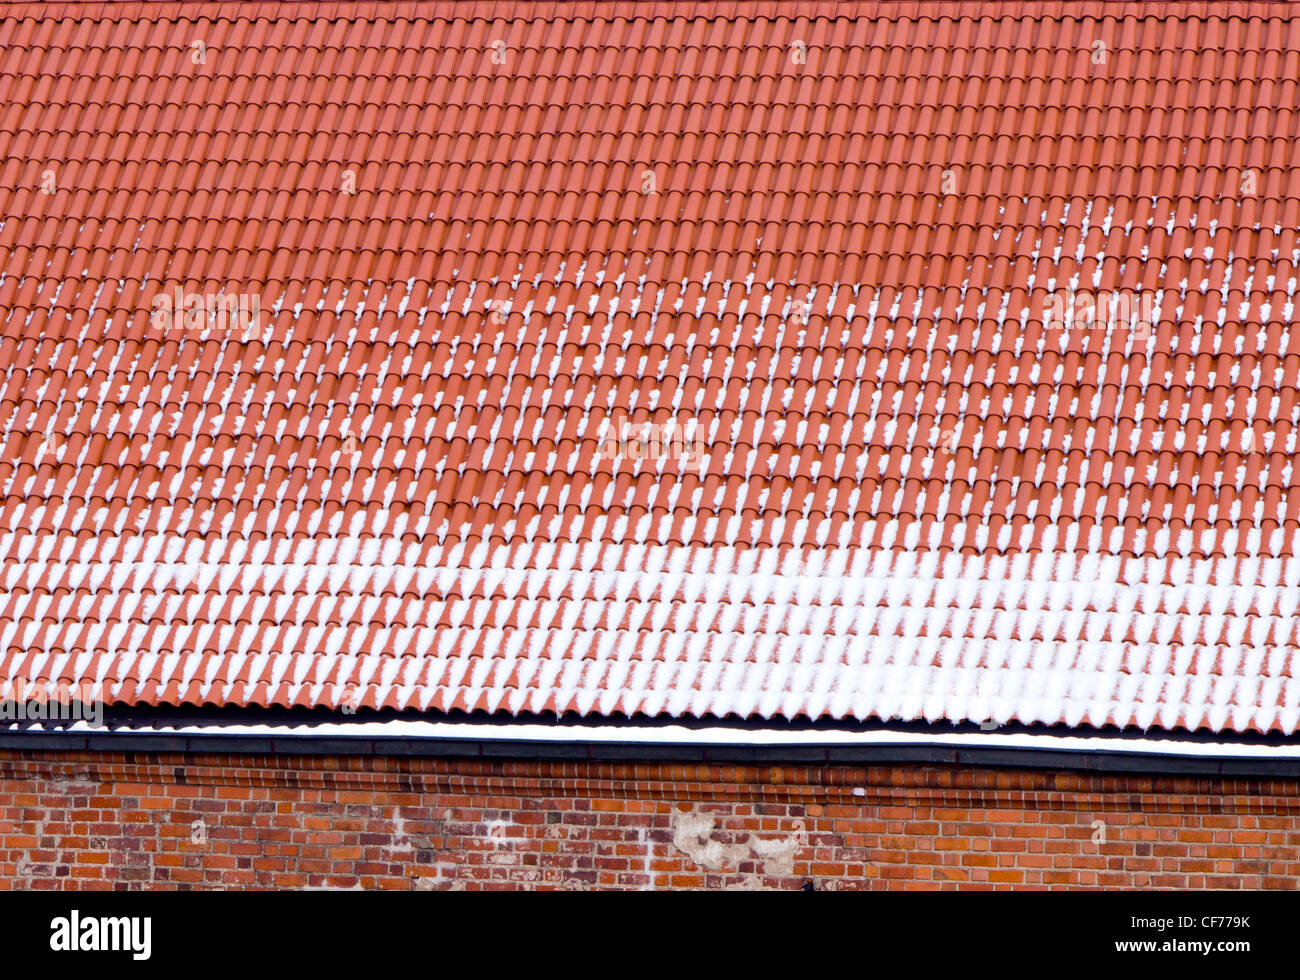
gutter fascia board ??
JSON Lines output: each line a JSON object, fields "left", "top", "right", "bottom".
{"left": 4, "top": 721, "right": 1300, "bottom": 777}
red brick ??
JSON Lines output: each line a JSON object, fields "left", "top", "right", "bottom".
{"left": 0, "top": 752, "right": 1296, "bottom": 890}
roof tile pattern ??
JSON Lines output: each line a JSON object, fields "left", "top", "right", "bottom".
{"left": 1, "top": 1, "right": 1299, "bottom": 732}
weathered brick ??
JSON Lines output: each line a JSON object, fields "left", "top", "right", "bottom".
{"left": 0, "top": 751, "right": 1296, "bottom": 890}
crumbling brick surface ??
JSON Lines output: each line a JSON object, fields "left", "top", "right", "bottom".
{"left": 0, "top": 750, "right": 1297, "bottom": 889}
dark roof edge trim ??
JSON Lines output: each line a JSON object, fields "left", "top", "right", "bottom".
{"left": 4, "top": 727, "right": 1300, "bottom": 778}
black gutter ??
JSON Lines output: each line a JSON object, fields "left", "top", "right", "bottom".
{"left": 3, "top": 729, "right": 1300, "bottom": 778}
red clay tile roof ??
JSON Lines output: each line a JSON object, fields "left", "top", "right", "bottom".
{"left": 2, "top": 0, "right": 1298, "bottom": 734}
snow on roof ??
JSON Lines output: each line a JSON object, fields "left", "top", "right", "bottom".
{"left": 0, "top": 0, "right": 1297, "bottom": 737}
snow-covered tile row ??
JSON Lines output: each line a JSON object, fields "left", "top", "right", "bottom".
{"left": 1, "top": 537, "right": 1295, "bottom": 733}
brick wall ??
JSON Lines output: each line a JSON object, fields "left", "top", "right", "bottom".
{"left": 0, "top": 749, "right": 1297, "bottom": 889}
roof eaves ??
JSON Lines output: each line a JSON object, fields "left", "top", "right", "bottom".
{"left": 8, "top": 719, "right": 1300, "bottom": 777}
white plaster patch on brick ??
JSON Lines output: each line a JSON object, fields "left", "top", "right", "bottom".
{"left": 670, "top": 808, "right": 807, "bottom": 884}
{"left": 672, "top": 810, "right": 744, "bottom": 870}
{"left": 749, "top": 819, "right": 804, "bottom": 877}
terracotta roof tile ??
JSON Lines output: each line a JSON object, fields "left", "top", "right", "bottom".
{"left": 2, "top": 0, "right": 1300, "bottom": 733}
